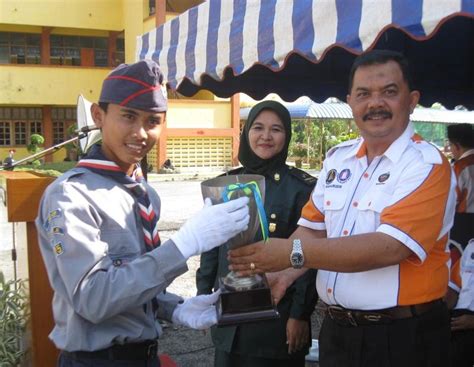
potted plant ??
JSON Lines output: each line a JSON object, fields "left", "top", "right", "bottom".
{"left": 291, "top": 142, "right": 308, "bottom": 168}
{"left": 0, "top": 272, "right": 29, "bottom": 366}
{"left": 26, "top": 134, "right": 45, "bottom": 167}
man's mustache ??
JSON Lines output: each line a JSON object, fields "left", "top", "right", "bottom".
{"left": 363, "top": 110, "right": 392, "bottom": 121}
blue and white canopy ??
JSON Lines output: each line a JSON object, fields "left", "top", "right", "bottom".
{"left": 137, "top": 0, "right": 474, "bottom": 109}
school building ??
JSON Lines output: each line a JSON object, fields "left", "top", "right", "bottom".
{"left": 0, "top": 0, "right": 239, "bottom": 171}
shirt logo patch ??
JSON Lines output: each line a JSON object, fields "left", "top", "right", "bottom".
{"left": 337, "top": 169, "right": 352, "bottom": 183}
{"left": 54, "top": 242, "right": 64, "bottom": 255}
{"left": 51, "top": 227, "right": 64, "bottom": 235}
{"left": 326, "top": 169, "right": 337, "bottom": 184}
{"left": 378, "top": 172, "right": 390, "bottom": 183}
{"left": 44, "top": 208, "right": 62, "bottom": 230}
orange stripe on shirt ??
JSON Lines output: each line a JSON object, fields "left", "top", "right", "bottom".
{"left": 453, "top": 154, "right": 474, "bottom": 213}
{"left": 300, "top": 197, "right": 325, "bottom": 223}
{"left": 381, "top": 155, "right": 452, "bottom": 304}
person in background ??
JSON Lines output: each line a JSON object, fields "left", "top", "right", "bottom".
{"left": 446, "top": 239, "right": 474, "bottom": 367}
{"left": 228, "top": 50, "right": 457, "bottom": 367}
{"left": 196, "top": 100, "right": 318, "bottom": 367}
{"left": 446, "top": 123, "right": 474, "bottom": 213}
{"left": 36, "top": 60, "right": 250, "bottom": 367}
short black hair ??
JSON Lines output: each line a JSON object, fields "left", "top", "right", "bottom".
{"left": 447, "top": 123, "right": 474, "bottom": 149}
{"left": 98, "top": 102, "right": 109, "bottom": 112}
{"left": 348, "top": 50, "right": 415, "bottom": 92}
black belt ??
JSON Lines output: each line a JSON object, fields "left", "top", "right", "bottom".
{"left": 63, "top": 340, "right": 158, "bottom": 361}
{"left": 326, "top": 299, "right": 443, "bottom": 327}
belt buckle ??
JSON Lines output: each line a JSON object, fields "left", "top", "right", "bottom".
{"left": 146, "top": 342, "right": 157, "bottom": 358}
{"left": 346, "top": 310, "right": 358, "bottom": 326}
{"left": 327, "top": 306, "right": 358, "bottom": 327}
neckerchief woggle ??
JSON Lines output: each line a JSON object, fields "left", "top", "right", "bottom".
{"left": 221, "top": 181, "right": 269, "bottom": 241}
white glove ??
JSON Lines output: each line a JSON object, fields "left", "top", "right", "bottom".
{"left": 172, "top": 196, "right": 249, "bottom": 259}
{"left": 171, "top": 290, "right": 221, "bottom": 330}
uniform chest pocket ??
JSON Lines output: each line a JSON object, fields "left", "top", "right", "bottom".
{"left": 357, "top": 190, "right": 390, "bottom": 213}
{"left": 323, "top": 192, "right": 347, "bottom": 212}
{"left": 355, "top": 190, "right": 391, "bottom": 232}
{"left": 102, "top": 229, "right": 140, "bottom": 265}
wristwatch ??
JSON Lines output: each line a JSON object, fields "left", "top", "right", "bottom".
{"left": 290, "top": 239, "right": 304, "bottom": 269}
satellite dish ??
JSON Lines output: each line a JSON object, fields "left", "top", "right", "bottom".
{"left": 77, "top": 95, "right": 101, "bottom": 153}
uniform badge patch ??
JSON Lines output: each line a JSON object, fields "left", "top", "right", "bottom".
{"left": 51, "top": 227, "right": 64, "bottom": 235}
{"left": 337, "top": 169, "right": 352, "bottom": 183}
{"left": 44, "top": 209, "right": 62, "bottom": 230}
{"left": 326, "top": 169, "right": 337, "bottom": 184}
{"left": 378, "top": 172, "right": 390, "bottom": 183}
{"left": 54, "top": 242, "right": 64, "bottom": 255}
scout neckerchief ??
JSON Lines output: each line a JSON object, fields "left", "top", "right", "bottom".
{"left": 77, "top": 144, "right": 160, "bottom": 314}
{"left": 77, "top": 144, "right": 161, "bottom": 250}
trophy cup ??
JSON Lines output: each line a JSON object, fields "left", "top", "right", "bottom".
{"left": 201, "top": 174, "right": 279, "bottom": 326}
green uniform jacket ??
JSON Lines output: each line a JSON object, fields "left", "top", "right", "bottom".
{"left": 196, "top": 165, "right": 318, "bottom": 359}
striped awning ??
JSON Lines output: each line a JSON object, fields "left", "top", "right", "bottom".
{"left": 137, "top": 0, "right": 474, "bottom": 109}
{"left": 240, "top": 100, "right": 474, "bottom": 124}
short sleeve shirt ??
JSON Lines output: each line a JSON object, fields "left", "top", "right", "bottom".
{"left": 449, "top": 240, "right": 474, "bottom": 311}
{"left": 452, "top": 149, "right": 474, "bottom": 213}
{"left": 298, "top": 123, "right": 456, "bottom": 310}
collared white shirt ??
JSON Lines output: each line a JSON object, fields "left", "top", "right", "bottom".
{"left": 453, "top": 148, "right": 474, "bottom": 213}
{"left": 298, "top": 123, "right": 456, "bottom": 310}
{"left": 449, "top": 240, "right": 474, "bottom": 311}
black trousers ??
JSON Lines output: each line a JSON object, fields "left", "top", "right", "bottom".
{"left": 319, "top": 302, "right": 451, "bottom": 367}
{"left": 214, "top": 349, "right": 305, "bottom": 367}
{"left": 450, "top": 309, "right": 474, "bottom": 367}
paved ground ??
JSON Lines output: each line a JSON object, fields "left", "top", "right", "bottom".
{"left": 0, "top": 171, "right": 322, "bottom": 366}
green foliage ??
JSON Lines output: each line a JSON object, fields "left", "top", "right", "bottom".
{"left": 26, "top": 134, "right": 44, "bottom": 155}
{"left": 0, "top": 272, "right": 29, "bottom": 367}
{"left": 26, "top": 134, "right": 45, "bottom": 167}
{"left": 289, "top": 118, "right": 358, "bottom": 169}
{"left": 14, "top": 161, "right": 76, "bottom": 177}
{"left": 290, "top": 142, "right": 309, "bottom": 158}
{"left": 413, "top": 122, "right": 447, "bottom": 148}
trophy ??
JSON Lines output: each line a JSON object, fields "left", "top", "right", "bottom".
{"left": 201, "top": 174, "right": 279, "bottom": 326}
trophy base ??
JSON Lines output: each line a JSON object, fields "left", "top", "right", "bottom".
{"left": 216, "top": 274, "right": 279, "bottom": 327}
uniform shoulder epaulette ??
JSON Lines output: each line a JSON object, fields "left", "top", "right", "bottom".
{"left": 326, "top": 138, "right": 360, "bottom": 158}
{"left": 288, "top": 166, "right": 317, "bottom": 186}
{"left": 61, "top": 167, "right": 86, "bottom": 180}
{"left": 219, "top": 166, "right": 244, "bottom": 177}
{"left": 411, "top": 139, "right": 442, "bottom": 165}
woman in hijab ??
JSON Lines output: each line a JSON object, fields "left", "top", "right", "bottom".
{"left": 196, "top": 100, "right": 318, "bottom": 367}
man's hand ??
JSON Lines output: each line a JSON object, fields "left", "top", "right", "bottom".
{"left": 286, "top": 318, "right": 309, "bottom": 354}
{"left": 266, "top": 271, "right": 293, "bottom": 305}
{"left": 171, "top": 290, "right": 221, "bottom": 330}
{"left": 451, "top": 314, "right": 474, "bottom": 331}
{"left": 227, "top": 238, "right": 292, "bottom": 276}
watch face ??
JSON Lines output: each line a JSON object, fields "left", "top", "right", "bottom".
{"left": 291, "top": 253, "right": 303, "bottom": 265}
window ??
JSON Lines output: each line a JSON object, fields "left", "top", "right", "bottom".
{"left": 114, "top": 37, "right": 125, "bottom": 66}
{"left": 0, "top": 32, "right": 41, "bottom": 65}
{"left": 0, "top": 122, "right": 11, "bottom": 146}
{"left": 52, "top": 107, "right": 76, "bottom": 145}
{"left": 50, "top": 35, "right": 109, "bottom": 66}
{"left": 0, "top": 107, "right": 42, "bottom": 146}
{"left": 14, "top": 122, "right": 27, "bottom": 145}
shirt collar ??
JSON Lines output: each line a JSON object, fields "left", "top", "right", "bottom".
{"left": 460, "top": 149, "right": 474, "bottom": 160}
{"left": 345, "top": 122, "right": 415, "bottom": 164}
